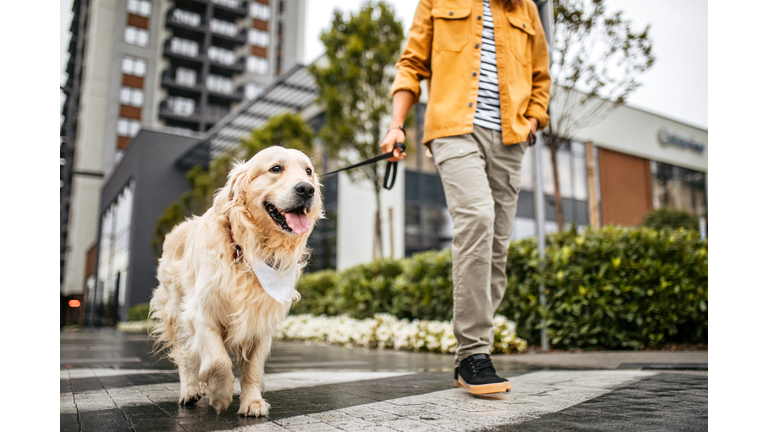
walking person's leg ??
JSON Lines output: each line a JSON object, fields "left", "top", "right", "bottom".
{"left": 430, "top": 133, "right": 495, "bottom": 366}
{"left": 483, "top": 131, "right": 527, "bottom": 346}
{"left": 431, "top": 126, "right": 522, "bottom": 394}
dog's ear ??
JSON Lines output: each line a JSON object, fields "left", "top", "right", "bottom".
{"left": 212, "top": 160, "right": 251, "bottom": 214}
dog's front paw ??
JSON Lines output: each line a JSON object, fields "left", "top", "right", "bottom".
{"left": 178, "top": 388, "right": 202, "bottom": 405}
{"left": 238, "top": 398, "right": 271, "bottom": 417}
{"left": 208, "top": 391, "right": 233, "bottom": 415}
{"left": 206, "top": 373, "right": 234, "bottom": 414}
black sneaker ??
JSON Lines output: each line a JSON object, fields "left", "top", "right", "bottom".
{"left": 456, "top": 354, "right": 511, "bottom": 395}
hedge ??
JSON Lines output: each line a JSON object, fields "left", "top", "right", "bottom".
{"left": 127, "top": 302, "right": 151, "bottom": 322}
{"left": 642, "top": 207, "right": 700, "bottom": 233}
{"left": 296, "top": 226, "right": 707, "bottom": 350}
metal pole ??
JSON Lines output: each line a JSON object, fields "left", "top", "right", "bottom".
{"left": 533, "top": 0, "right": 554, "bottom": 353}
{"left": 532, "top": 138, "right": 549, "bottom": 353}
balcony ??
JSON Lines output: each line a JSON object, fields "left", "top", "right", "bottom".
{"left": 211, "top": 27, "right": 247, "bottom": 46}
{"left": 206, "top": 83, "right": 244, "bottom": 102}
{"left": 158, "top": 100, "right": 203, "bottom": 124}
{"left": 209, "top": 55, "right": 246, "bottom": 74}
{"left": 211, "top": 0, "right": 248, "bottom": 18}
{"left": 163, "top": 39, "right": 205, "bottom": 66}
{"left": 160, "top": 70, "right": 204, "bottom": 95}
{"left": 166, "top": 8, "right": 205, "bottom": 34}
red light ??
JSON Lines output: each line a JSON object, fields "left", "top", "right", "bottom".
{"left": 69, "top": 299, "right": 81, "bottom": 308}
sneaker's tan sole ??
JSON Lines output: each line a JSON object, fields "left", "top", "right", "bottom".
{"left": 457, "top": 376, "right": 511, "bottom": 395}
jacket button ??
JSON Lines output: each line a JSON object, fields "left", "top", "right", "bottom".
{"left": 477, "top": 15, "right": 482, "bottom": 20}
{"left": 472, "top": 72, "right": 477, "bottom": 77}
{"left": 459, "top": 150, "right": 464, "bottom": 155}
{"left": 523, "top": 24, "right": 526, "bottom": 28}
{"left": 475, "top": 43, "right": 479, "bottom": 49}
{"left": 469, "top": 102, "right": 473, "bottom": 107}
{"left": 449, "top": 11, "right": 454, "bottom": 16}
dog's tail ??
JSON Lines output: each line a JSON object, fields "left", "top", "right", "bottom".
{"left": 148, "top": 281, "right": 175, "bottom": 359}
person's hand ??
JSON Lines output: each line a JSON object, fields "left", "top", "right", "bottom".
{"left": 527, "top": 117, "right": 538, "bottom": 134}
{"left": 380, "top": 127, "right": 407, "bottom": 162}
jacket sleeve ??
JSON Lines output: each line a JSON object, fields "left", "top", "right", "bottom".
{"left": 391, "top": 0, "right": 433, "bottom": 99}
{"left": 524, "top": 1, "right": 551, "bottom": 129}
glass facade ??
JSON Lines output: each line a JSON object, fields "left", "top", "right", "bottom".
{"left": 650, "top": 161, "right": 708, "bottom": 222}
{"left": 94, "top": 182, "right": 134, "bottom": 325}
{"left": 306, "top": 174, "right": 338, "bottom": 272}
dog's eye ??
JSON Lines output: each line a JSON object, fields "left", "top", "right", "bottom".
{"left": 270, "top": 165, "right": 283, "bottom": 174}
{"left": 306, "top": 167, "right": 312, "bottom": 176}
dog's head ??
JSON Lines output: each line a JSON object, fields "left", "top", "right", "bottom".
{"left": 214, "top": 146, "right": 322, "bottom": 245}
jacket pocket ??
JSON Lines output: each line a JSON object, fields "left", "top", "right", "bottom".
{"left": 432, "top": 137, "right": 479, "bottom": 166}
{"left": 432, "top": 8, "right": 472, "bottom": 52}
{"left": 505, "top": 13, "right": 535, "bottom": 64}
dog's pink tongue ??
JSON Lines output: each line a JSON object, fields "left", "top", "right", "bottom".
{"left": 285, "top": 212, "right": 311, "bottom": 234}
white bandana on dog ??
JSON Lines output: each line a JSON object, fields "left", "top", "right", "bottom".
{"left": 251, "top": 258, "right": 296, "bottom": 304}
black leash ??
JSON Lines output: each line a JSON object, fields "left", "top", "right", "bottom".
{"left": 321, "top": 142, "right": 405, "bottom": 190}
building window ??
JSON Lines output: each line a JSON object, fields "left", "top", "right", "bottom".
{"left": 248, "top": 29, "right": 270, "bottom": 47}
{"left": 96, "top": 181, "right": 135, "bottom": 325}
{"left": 124, "top": 26, "right": 149, "bottom": 47}
{"left": 171, "top": 9, "right": 201, "bottom": 27}
{"left": 208, "top": 46, "right": 236, "bottom": 65}
{"left": 119, "top": 87, "right": 144, "bottom": 107}
{"left": 127, "top": 0, "right": 152, "bottom": 17}
{"left": 121, "top": 56, "right": 147, "bottom": 77}
{"left": 247, "top": 56, "right": 269, "bottom": 74}
{"left": 167, "top": 96, "right": 196, "bottom": 116}
{"left": 176, "top": 67, "right": 197, "bottom": 86}
{"left": 170, "top": 37, "right": 199, "bottom": 57}
{"left": 650, "top": 161, "right": 707, "bottom": 219}
{"left": 206, "top": 74, "right": 234, "bottom": 94}
{"left": 250, "top": 3, "right": 271, "bottom": 20}
{"left": 117, "top": 118, "right": 141, "bottom": 137}
{"left": 245, "top": 83, "right": 263, "bottom": 99}
{"left": 210, "top": 18, "right": 239, "bottom": 37}
{"left": 212, "top": 0, "right": 240, "bottom": 8}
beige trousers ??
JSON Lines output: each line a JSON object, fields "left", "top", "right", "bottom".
{"left": 430, "top": 125, "right": 526, "bottom": 366}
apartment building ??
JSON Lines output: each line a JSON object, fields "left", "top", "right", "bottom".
{"left": 60, "top": 0, "right": 305, "bottom": 317}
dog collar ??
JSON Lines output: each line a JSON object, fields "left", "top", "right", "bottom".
{"left": 227, "top": 218, "right": 242, "bottom": 261}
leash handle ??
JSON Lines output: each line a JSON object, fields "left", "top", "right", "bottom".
{"left": 382, "top": 142, "right": 405, "bottom": 190}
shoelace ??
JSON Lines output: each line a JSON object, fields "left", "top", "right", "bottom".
{"left": 469, "top": 356, "right": 496, "bottom": 377}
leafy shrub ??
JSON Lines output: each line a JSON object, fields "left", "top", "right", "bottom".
{"left": 538, "top": 225, "right": 707, "bottom": 349}
{"left": 335, "top": 258, "right": 404, "bottom": 319}
{"left": 127, "top": 302, "right": 151, "bottom": 322}
{"left": 293, "top": 270, "right": 339, "bottom": 316}
{"left": 642, "top": 207, "right": 700, "bottom": 232}
{"left": 391, "top": 248, "right": 454, "bottom": 320}
{"left": 295, "top": 226, "right": 708, "bottom": 350}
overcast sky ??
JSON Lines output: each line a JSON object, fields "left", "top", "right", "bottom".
{"left": 61, "top": 0, "right": 707, "bottom": 129}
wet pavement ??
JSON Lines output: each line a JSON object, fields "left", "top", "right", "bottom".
{"left": 61, "top": 329, "right": 707, "bottom": 431}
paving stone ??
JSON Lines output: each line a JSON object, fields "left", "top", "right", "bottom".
{"left": 61, "top": 330, "right": 708, "bottom": 432}
{"left": 78, "top": 408, "right": 134, "bottom": 432}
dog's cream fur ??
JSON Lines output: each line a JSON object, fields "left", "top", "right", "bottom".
{"left": 149, "top": 146, "right": 322, "bottom": 417}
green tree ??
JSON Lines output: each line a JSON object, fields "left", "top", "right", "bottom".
{"left": 308, "top": 1, "right": 405, "bottom": 259}
{"left": 241, "top": 111, "right": 315, "bottom": 158}
{"left": 152, "top": 113, "right": 314, "bottom": 257}
{"left": 545, "top": 0, "right": 655, "bottom": 230}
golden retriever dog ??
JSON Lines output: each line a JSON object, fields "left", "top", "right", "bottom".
{"left": 149, "top": 146, "right": 322, "bottom": 416}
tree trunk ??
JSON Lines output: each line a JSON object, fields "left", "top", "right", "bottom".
{"left": 549, "top": 142, "right": 565, "bottom": 232}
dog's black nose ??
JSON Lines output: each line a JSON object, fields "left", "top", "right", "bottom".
{"left": 295, "top": 182, "right": 315, "bottom": 200}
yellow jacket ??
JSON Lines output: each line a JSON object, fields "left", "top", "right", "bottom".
{"left": 392, "top": 0, "right": 551, "bottom": 145}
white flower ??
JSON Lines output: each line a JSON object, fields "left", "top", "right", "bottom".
{"left": 275, "top": 313, "right": 527, "bottom": 354}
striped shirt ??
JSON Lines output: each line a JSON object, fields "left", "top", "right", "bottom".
{"left": 473, "top": 0, "right": 502, "bottom": 131}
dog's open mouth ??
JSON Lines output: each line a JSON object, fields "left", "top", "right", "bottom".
{"left": 265, "top": 202, "right": 311, "bottom": 235}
